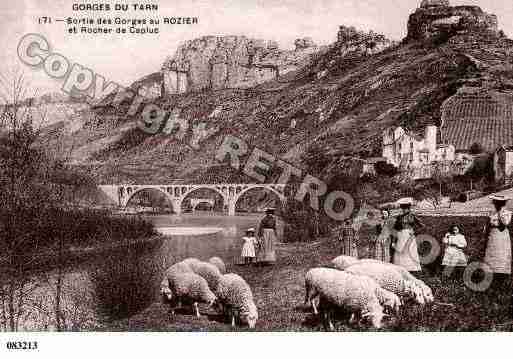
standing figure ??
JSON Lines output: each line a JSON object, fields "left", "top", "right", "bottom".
{"left": 241, "top": 228, "right": 258, "bottom": 266}
{"left": 392, "top": 198, "right": 424, "bottom": 274}
{"left": 484, "top": 195, "right": 512, "bottom": 295}
{"left": 339, "top": 218, "right": 359, "bottom": 258}
{"left": 257, "top": 208, "right": 278, "bottom": 265}
{"left": 370, "top": 209, "right": 394, "bottom": 263}
{"left": 441, "top": 224, "right": 467, "bottom": 280}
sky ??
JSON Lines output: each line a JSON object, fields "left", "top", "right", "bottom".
{"left": 0, "top": 0, "right": 511, "bottom": 96}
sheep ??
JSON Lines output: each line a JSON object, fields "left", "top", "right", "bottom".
{"left": 209, "top": 257, "right": 226, "bottom": 274}
{"left": 305, "top": 268, "right": 385, "bottom": 330}
{"left": 305, "top": 267, "right": 399, "bottom": 316}
{"left": 160, "top": 264, "right": 216, "bottom": 317}
{"left": 354, "top": 259, "right": 434, "bottom": 304}
{"left": 215, "top": 273, "right": 258, "bottom": 328}
{"left": 160, "top": 262, "right": 194, "bottom": 301}
{"left": 330, "top": 255, "right": 360, "bottom": 270}
{"left": 344, "top": 261, "right": 425, "bottom": 305}
{"left": 180, "top": 257, "right": 203, "bottom": 272}
{"left": 191, "top": 261, "right": 222, "bottom": 292}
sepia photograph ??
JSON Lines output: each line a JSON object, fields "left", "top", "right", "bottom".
{"left": 1, "top": 0, "right": 513, "bottom": 354}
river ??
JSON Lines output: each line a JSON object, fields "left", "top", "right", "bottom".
{"left": 10, "top": 213, "right": 277, "bottom": 331}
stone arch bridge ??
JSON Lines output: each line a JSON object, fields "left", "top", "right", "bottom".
{"left": 98, "top": 183, "right": 286, "bottom": 216}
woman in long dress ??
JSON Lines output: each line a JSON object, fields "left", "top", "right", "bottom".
{"left": 257, "top": 208, "right": 278, "bottom": 265}
{"left": 484, "top": 195, "right": 512, "bottom": 292}
{"left": 370, "top": 209, "right": 394, "bottom": 262}
{"left": 393, "top": 198, "right": 424, "bottom": 274}
{"left": 339, "top": 218, "right": 359, "bottom": 258}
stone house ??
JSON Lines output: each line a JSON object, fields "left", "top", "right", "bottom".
{"left": 382, "top": 125, "right": 456, "bottom": 169}
{"left": 494, "top": 146, "right": 513, "bottom": 185}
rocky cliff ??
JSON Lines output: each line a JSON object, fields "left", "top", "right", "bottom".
{"left": 161, "top": 35, "right": 319, "bottom": 94}
{"left": 407, "top": 0, "right": 499, "bottom": 42}
{"left": 35, "top": 1, "right": 513, "bottom": 186}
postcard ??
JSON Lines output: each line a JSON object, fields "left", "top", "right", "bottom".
{"left": 1, "top": 0, "right": 513, "bottom": 356}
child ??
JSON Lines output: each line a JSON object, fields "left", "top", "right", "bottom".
{"left": 442, "top": 224, "right": 468, "bottom": 280}
{"left": 241, "top": 228, "right": 258, "bottom": 266}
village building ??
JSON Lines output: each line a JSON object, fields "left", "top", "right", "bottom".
{"left": 381, "top": 125, "right": 478, "bottom": 180}
{"left": 382, "top": 125, "right": 456, "bottom": 168}
{"left": 494, "top": 146, "right": 513, "bottom": 186}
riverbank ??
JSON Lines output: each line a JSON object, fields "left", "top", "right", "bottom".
{"left": 103, "top": 221, "right": 513, "bottom": 332}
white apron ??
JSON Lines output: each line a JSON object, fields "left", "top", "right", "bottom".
{"left": 484, "top": 210, "right": 512, "bottom": 274}
{"left": 393, "top": 229, "right": 421, "bottom": 272}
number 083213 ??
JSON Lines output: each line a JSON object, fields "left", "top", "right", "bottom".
{"left": 6, "top": 341, "right": 38, "bottom": 350}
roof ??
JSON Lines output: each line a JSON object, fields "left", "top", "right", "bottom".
{"left": 441, "top": 89, "right": 513, "bottom": 151}
{"left": 496, "top": 146, "right": 513, "bottom": 152}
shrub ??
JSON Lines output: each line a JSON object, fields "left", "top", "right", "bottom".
{"left": 470, "top": 142, "right": 484, "bottom": 154}
{"left": 89, "top": 242, "right": 161, "bottom": 320}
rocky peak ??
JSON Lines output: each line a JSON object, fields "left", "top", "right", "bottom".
{"left": 294, "top": 37, "right": 316, "bottom": 51}
{"left": 336, "top": 25, "right": 394, "bottom": 56}
{"left": 420, "top": 0, "right": 450, "bottom": 9}
{"left": 406, "top": 0, "right": 499, "bottom": 42}
{"left": 161, "top": 35, "right": 319, "bottom": 95}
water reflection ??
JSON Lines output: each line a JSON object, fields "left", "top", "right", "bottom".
{"left": 9, "top": 214, "right": 263, "bottom": 331}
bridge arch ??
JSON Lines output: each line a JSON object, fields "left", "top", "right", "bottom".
{"left": 123, "top": 186, "right": 177, "bottom": 213}
{"left": 231, "top": 185, "right": 286, "bottom": 215}
{"left": 178, "top": 186, "right": 227, "bottom": 213}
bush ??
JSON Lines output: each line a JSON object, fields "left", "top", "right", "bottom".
{"left": 90, "top": 242, "right": 160, "bottom": 320}
{"left": 470, "top": 142, "right": 484, "bottom": 154}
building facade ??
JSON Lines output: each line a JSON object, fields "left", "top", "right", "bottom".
{"left": 383, "top": 125, "right": 456, "bottom": 168}
{"left": 494, "top": 146, "right": 513, "bottom": 186}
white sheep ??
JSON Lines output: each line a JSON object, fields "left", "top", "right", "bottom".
{"left": 305, "top": 268, "right": 401, "bottom": 315}
{"left": 215, "top": 273, "right": 258, "bottom": 328}
{"left": 160, "top": 262, "right": 194, "bottom": 301}
{"left": 355, "top": 259, "right": 434, "bottom": 303}
{"left": 160, "top": 264, "right": 216, "bottom": 317}
{"left": 344, "top": 261, "right": 425, "bottom": 305}
{"left": 191, "top": 261, "right": 222, "bottom": 292}
{"left": 180, "top": 258, "right": 203, "bottom": 272}
{"left": 304, "top": 268, "right": 385, "bottom": 330}
{"left": 330, "top": 255, "right": 360, "bottom": 270}
{"left": 209, "top": 257, "right": 226, "bottom": 274}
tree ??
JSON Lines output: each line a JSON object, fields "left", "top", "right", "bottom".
{"left": 470, "top": 142, "right": 485, "bottom": 155}
{"left": 375, "top": 161, "right": 398, "bottom": 177}
{"left": 0, "top": 69, "right": 95, "bottom": 331}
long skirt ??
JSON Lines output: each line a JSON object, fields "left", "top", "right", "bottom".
{"left": 340, "top": 237, "right": 358, "bottom": 258}
{"left": 258, "top": 229, "right": 276, "bottom": 263}
{"left": 484, "top": 228, "right": 512, "bottom": 274}
{"left": 393, "top": 229, "right": 421, "bottom": 272}
{"left": 370, "top": 236, "right": 391, "bottom": 262}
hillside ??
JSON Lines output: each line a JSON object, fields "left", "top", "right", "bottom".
{"left": 40, "top": 2, "right": 513, "bottom": 187}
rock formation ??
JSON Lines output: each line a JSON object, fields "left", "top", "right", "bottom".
{"left": 336, "top": 26, "right": 394, "bottom": 56}
{"left": 161, "top": 35, "right": 318, "bottom": 95}
{"left": 406, "top": 0, "right": 499, "bottom": 42}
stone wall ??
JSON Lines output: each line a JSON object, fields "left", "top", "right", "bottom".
{"left": 161, "top": 35, "right": 318, "bottom": 95}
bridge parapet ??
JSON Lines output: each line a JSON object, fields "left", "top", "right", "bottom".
{"left": 97, "top": 183, "right": 287, "bottom": 216}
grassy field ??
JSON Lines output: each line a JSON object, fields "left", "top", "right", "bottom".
{"left": 104, "top": 216, "right": 513, "bottom": 332}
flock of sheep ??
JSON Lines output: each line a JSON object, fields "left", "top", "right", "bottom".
{"left": 159, "top": 254, "right": 434, "bottom": 330}
{"left": 305, "top": 256, "right": 434, "bottom": 330}
{"left": 160, "top": 257, "right": 259, "bottom": 328}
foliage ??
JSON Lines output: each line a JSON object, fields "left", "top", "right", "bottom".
{"left": 90, "top": 242, "right": 160, "bottom": 320}
{"left": 470, "top": 142, "right": 485, "bottom": 154}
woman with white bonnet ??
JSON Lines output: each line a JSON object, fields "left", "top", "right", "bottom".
{"left": 392, "top": 197, "right": 425, "bottom": 274}
{"left": 484, "top": 195, "right": 512, "bottom": 295}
